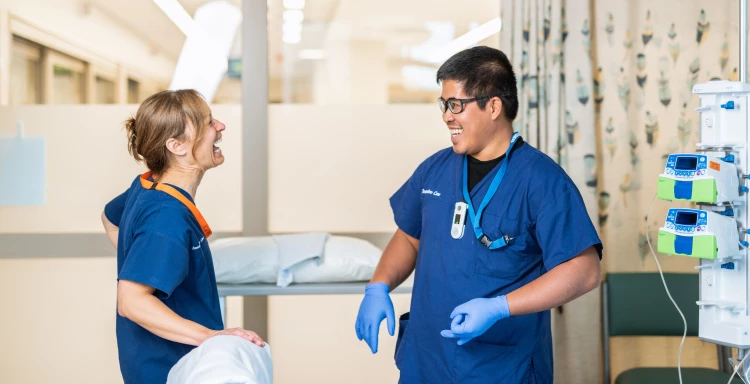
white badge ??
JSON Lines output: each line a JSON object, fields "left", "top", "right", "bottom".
{"left": 451, "top": 202, "right": 468, "bottom": 239}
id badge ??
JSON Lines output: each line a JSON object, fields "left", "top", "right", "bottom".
{"left": 451, "top": 201, "right": 468, "bottom": 239}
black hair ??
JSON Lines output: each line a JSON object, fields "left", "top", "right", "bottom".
{"left": 436, "top": 46, "right": 519, "bottom": 121}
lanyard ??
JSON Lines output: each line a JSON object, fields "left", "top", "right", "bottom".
{"left": 139, "top": 172, "right": 213, "bottom": 238}
{"left": 461, "top": 132, "right": 520, "bottom": 249}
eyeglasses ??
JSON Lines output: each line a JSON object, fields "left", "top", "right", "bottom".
{"left": 437, "top": 96, "right": 490, "bottom": 114}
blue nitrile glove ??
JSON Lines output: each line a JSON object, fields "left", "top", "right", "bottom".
{"left": 440, "top": 295, "right": 510, "bottom": 346}
{"left": 355, "top": 282, "right": 395, "bottom": 354}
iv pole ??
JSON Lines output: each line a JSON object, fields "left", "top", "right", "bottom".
{"left": 738, "top": 0, "right": 749, "bottom": 381}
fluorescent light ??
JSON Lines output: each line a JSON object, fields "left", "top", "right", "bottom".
{"left": 298, "top": 49, "right": 326, "bottom": 60}
{"left": 283, "top": 9, "right": 304, "bottom": 23}
{"left": 283, "top": 22, "right": 302, "bottom": 34}
{"left": 281, "top": 2, "right": 304, "bottom": 44}
{"left": 283, "top": 0, "right": 305, "bottom": 10}
{"left": 426, "top": 17, "right": 502, "bottom": 64}
{"left": 283, "top": 33, "right": 301, "bottom": 44}
{"left": 153, "top": 0, "right": 195, "bottom": 36}
{"left": 169, "top": 1, "right": 242, "bottom": 102}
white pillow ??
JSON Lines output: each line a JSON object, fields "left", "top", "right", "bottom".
{"left": 167, "top": 335, "right": 273, "bottom": 384}
{"left": 289, "top": 236, "right": 382, "bottom": 283}
{"left": 211, "top": 237, "right": 279, "bottom": 284}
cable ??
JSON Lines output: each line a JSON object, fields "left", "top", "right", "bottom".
{"left": 646, "top": 193, "right": 687, "bottom": 384}
{"left": 729, "top": 170, "right": 750, "bottom": 384}
{"left": 728, "top": 350, "right": 750, "bottom": 384}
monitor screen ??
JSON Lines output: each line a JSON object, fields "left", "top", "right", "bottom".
{"left": 675, "top": 156, "right": 698, "bottom": 170}
{"left": 675, "top": 211, "right": 698, "bottom": 225}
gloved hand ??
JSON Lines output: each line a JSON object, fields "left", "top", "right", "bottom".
{"left": 355, "top": 282, "right": 395, "bottom": 354}
{"left": 440, "top": 295, "right": 510, "bottom": 346}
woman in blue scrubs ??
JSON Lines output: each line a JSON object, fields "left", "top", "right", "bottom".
{"left": 101, "top": 90, "right": 265, "bottom": 384}
{"left": 355, "top": 47, "right": 603, "bottom": 383}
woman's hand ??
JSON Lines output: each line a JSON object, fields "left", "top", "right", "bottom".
{"left": 204, "top": 328, "right": 266, "bottom": 347}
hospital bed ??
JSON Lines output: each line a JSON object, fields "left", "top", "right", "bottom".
{"left": 217, "top": 281, "right": 413, "bottom": 326}
{"left": 211, "top": 234, "right": 414, "bottom": 326}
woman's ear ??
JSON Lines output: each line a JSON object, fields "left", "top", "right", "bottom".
{"left": 165, "top": 137, "right": 189, "bottom": 157}
{"left": 490, "top": 97, "right": 504, "bottom": 120}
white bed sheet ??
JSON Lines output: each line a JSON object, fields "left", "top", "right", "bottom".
{"left": 167, "top": 335, "right": 273, "bottom": 384}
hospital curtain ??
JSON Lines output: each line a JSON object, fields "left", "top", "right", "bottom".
{"left": 502, "top": 0, "right": 739, "bottom": 383}
{"left": 502, "top": 1, "right": 600, "bottom": 382}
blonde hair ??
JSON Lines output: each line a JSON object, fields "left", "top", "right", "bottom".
{"left": 124, "top": 89, "right": 211, "bottom": 174}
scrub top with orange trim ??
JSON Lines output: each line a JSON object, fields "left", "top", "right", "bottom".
{"left": 105, "top": 174, "right": 222, "bottom": 384}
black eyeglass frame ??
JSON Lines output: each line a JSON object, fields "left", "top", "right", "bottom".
{"left": 437, "top": 96, "right": 493, "bottom": 114}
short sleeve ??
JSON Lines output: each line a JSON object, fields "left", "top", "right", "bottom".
{"left": 105, "top": 190, "right": 130, "bottom": 226}
{"left": 534, "top": 187, "right": 603, "bottom": 271}
{"left": 389, "top": 163, "right": 425, "bottom": 239}
{"left": 118, "top": 231, "right": 189, "bottom": 298}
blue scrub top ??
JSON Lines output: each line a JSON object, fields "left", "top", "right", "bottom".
{"left": 390, "top": 142, "right": 602, "bottom": 384}
{"left": 105, "top": 175, "right": 223, "bottom": 384}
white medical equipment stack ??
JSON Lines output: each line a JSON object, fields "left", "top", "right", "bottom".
{"left": 689, "top": 82, "right": 750, "bottom": 356}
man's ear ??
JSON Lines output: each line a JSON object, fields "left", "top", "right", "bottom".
{"left": 165, "top": 137, "right": 188, "bottom": 157}
{"left": 489, "top": 97, "right": 504, "bottom": 121}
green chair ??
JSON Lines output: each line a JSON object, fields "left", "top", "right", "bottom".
{"left": 602, "top": 272, "right": 742, "bottom": 384}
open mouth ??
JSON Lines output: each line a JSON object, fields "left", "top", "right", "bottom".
{"left": 450, "top": 128, "right": 463, "bottom": 137}
{"left": 213, "top": 137, "right": 222, "bottom": 153}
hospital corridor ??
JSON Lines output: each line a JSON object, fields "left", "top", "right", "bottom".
{"left": 2, "top": 0, "right": 750, "bottom": 383}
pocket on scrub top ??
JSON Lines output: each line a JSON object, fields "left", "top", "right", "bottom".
{"left": 394, "top": 312, "right": 410, "bottom": 369}
{"left": 473, "top": 217, "right": 530, "bottom": 279}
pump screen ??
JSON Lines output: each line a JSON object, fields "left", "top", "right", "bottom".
{"left": 675, "top": 156, "right": 698, "bottom": 170}
{"left": 675, "top": 211, "right": 698, "bottom": 225}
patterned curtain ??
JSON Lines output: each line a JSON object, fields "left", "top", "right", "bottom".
{"left": 502, "top": 0, "right": 738, "bottom": 383}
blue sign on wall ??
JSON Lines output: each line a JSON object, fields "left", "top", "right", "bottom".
{"left": 227, "top": 58, "right": 241, "bottom": 79}
{"left": 0, "top": 135, "right": 46, "bottom": 206}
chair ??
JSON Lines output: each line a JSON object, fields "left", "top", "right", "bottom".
{"left": 602, "top": 272, "right": 743, "bottom": 384}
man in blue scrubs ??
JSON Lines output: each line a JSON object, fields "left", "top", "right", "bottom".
{"left": 355, "top": 46, "right": 603, "bottom": 383}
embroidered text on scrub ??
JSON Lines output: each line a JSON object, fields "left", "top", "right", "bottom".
{"left": 460, "top": 132, "right": 520, "bottom": 250}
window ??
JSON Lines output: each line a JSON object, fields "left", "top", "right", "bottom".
{"left": 8, "top": 36, "right": 163, "bottom": 105}
{"left": 127, "top": 78, "right": 140, "bottom": 104}
{"left": 10, "top": 37, "right": 42, "bottom": 104}
{"left": 267, "top": 0, "right": 501, "bottom": 104}
{"left": 95, "top": 76, "right": 116, "bottom": 104}
{"left": 49, "top": 51, "right": 86, "bottom": 104}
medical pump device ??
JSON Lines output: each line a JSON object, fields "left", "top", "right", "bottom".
{"left": 657, "top": 208, "right": 740, "bottom": 261}
{"left": 658, "top": 154, "right": 741, "bottom": 203}
{"left": 656, "top": 81, "right": 750, "bottom": 356}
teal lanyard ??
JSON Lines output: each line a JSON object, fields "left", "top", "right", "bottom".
{"left": 461, "top": 132, "right": 520, "bottom": 249}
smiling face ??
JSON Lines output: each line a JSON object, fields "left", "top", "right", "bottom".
{"left": 126, "top": 89, "right": 228, "bottom": 175}
{"left": 441, "top": 79, "right": 506, "bottom": 160}
{"left": 163, "top": 98, "right": 228, "bottom": 173}
{"left": 190, "top": 114, "right": 226, "bottom": 170}
{"left": 435, "top": 47, "right": 520, "bottom": 161}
